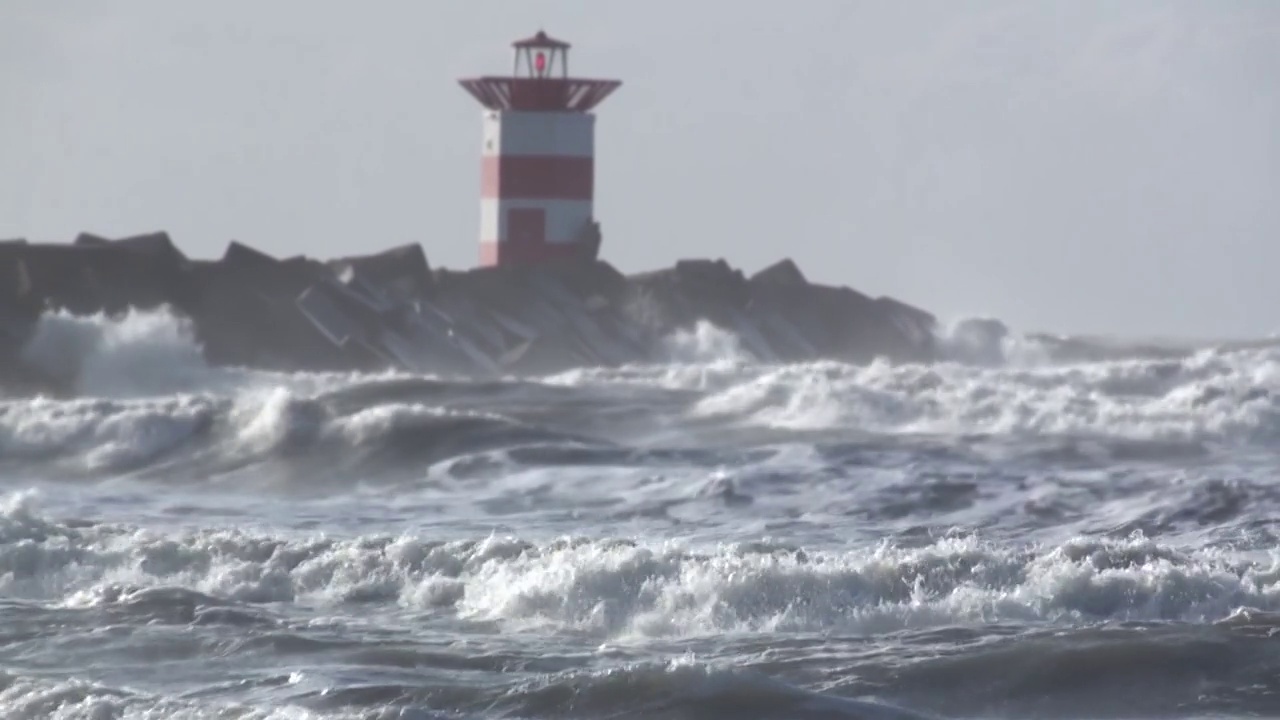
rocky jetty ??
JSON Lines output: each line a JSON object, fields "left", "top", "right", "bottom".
{"left": 0, "top": 232, "right": 938, "bottom": 392}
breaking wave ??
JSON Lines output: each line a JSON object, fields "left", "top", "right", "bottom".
{"left": 11, "top": 309, "right": 1280, "bottom": 717}
{"left": 16, "top": 307, "right": 247, "bottom": 397}
{"left": 5, "top": 489, "right": 1280, "bottom": 718}
{"left": 1, "top": 491, "right": 1275, "bottom": 634}
{"left": 685, "top": 347, "right": 1280, "bottom": 441}
{"left": 662, "top": 319, "right": 755, "bottom": 365}
{"left": 4, "top": 307, "right": 1280, "bottom": 482}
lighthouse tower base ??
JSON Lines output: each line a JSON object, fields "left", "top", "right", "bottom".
{"left": 478, "top": 109, "right": 601, "bottom": 267}
{"left": 478, "top": 218, "right": 602, "bottom": 266}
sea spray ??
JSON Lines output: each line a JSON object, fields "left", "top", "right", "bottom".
{"left": 18, "top": 307, "right": 227, "bottom": 397}
{"left": 662, "top": 319, "right": 755, "bottom": 366}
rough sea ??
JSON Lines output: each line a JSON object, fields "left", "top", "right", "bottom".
{"left": 4, "top": 308, "right": 1280, "bottom": 720}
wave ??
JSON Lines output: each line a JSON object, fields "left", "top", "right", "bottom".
{"left": 932, "top": 315, "right": 1280, "bottom": 368}
{"left": 0, "top": 388, "right": 606, "bottom": 481}
{"left": 662, "top": 319, "right": 757, "bottom": 366}
{"left": 7, "top": 487, "right": 1280, "bottom": 718}
{"left": 3, "top": 491, "right": 1276, "bottom": 635}
{"left": 0, "top": 670, "right": 395, "bottom": 720}
{"left": 4, "top": 308, "right": 1280, "bottom": 482}
{"left": 12, "top": 306, "right": 1278, "bottom": 394}
{"left": 10, "top": 640, "right": 1280, "bottom": 720}
{"left": 490, "top": 660, "right": 939, "bottom": 720}
{"left": 15, "top": 307, "right": 243, "bottom": 398}
{"left": 7, "top": 630, "right": 1280, "bottom": 719}
{"left": 0, "top": 660, "right": 936, "bottom": 720}
{"left": 681, "top": 346, "right": 1280, "bottom": 442}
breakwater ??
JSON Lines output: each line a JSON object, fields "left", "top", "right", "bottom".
{"left": 0, "top": 232, "right": 938, "bottom": 392}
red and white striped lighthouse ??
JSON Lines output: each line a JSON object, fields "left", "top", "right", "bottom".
{"left": 459, "top": 31, "right": 621, "bottom": 267}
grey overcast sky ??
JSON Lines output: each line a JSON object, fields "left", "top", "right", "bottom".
{"left": 3, "top": 1, "right": 1278, "bottom": 338}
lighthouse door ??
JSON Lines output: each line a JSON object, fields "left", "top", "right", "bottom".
{"left": 507, "top": 207, "right": 546, "bottom": 260}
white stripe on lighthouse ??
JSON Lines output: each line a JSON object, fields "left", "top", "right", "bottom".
{"left": 482, "top": 111, "right": 596, "bottom": 158}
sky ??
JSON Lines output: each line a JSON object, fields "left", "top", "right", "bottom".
{"left": 3, "top": 1, "right": 1279, "bottom": 338}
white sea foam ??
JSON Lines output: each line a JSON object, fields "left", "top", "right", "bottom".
{"left": 2, "top": 316, "right": 1278, "bottom": 718}
{"left": 662, "top": 319, "right": 755, "bottom": 366}
{"left": 548, "top": 318, "right": 1280, "bottom": 441}
{"left": 670, "top": 347, "right": 1280, "bottom": 441}
{"left": 6, "top": 307, "right": 1280, "bottom": 476}
{"left": 2, "top": 338, "right": 1278, "bottom": 478}
{"left": 17, "top": 307, "right": 229, "bottom": 397}
{"left": 0, "top": 394, "right": 220, "bottom": 471}
{"left": 2, "top": 493, "right": 1275, "bottom": 641}
{"left": 13, "top": 307, "right": 387, "bottom": 400}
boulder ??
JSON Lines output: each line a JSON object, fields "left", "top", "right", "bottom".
{"left": 750, "top": 258, "right": 808, "bottom": 287}
{"left": 0, "top": 239, "right": 190, "bottom": 317}
{"left": 72, "top": 232, "right": 111, "bottom": 246}
{"left": 222, "top": 240, "right": 281, "bottom": 272}
{"left": 626, "top": 258, "right": 754, "bottom": 339}
{"left": 0, "top": 256, "right": 39, "bottom": 353}
{"left": 329, "top": 243, "right": 434, "bottom": 303}
{"left": 185, "top": 243, "right": 347, "bottom": 370}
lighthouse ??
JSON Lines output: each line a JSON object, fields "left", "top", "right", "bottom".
{"left": 459, "top": 31, "right": 621, "bottom": 267}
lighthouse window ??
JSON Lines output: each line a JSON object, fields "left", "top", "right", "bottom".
{"left": 535, "top": 52, "right": 547, "bottom": 74}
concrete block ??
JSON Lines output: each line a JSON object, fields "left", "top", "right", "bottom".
{"left": 750, "top": 258, "right": 808, "bottom": 287}
{"left": 329, "top": 243, "right": 433, "bottom": 303}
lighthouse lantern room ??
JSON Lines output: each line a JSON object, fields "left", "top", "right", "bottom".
{"left": 459, "top": 31, "right": 621, "bottom": 267}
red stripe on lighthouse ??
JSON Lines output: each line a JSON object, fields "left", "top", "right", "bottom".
{"left": 481, "top": 155, "right": 594, "bottom": 200}
{"left": 479, "top": 240, "right": 584, "bottom": 266}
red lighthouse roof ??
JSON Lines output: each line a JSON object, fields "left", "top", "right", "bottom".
{"left": 512, "top": 30, "right": 571, "bottom": 49}
{"left": 458, "top": 31, "right": 621, "bottom": 113}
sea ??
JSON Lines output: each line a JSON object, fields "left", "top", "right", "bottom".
{"left": 3, "top": 308, "right": 1280, "bottom": 720}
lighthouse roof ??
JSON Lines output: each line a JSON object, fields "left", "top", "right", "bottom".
{"left": 459, "top": 29, "right": 618, "bottom": 112}
{"left": 512, "top": 30, "right": 571, "bottom": 50}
